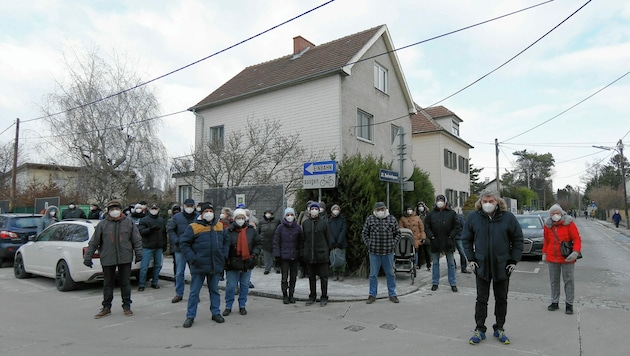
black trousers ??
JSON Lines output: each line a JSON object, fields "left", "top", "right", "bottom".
{"left": 307, "top": 262, "right": 329, "bottom": 299}
{"left": 102, "top": 263, "right": 132, "bottom": 310}
{"left": 475, "top": 274, "right": 509, "bottom": 333}
{"left": 280, "top": 259, "right": 299, "bottom": 296}
{"left": 417, "top": 244, "right": 432, "bottom": 268}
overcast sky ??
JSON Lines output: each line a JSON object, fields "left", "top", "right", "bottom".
{"left": 1, "top": 0, "right": 629, "bottom": 192}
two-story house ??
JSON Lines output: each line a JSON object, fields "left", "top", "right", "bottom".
{"left": 178, "top": 25, "right": 416, "bottom": 204}
{"left": 411, "top": 104, "right": 473, "bottom": 213}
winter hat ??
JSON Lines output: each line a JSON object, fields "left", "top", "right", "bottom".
{"left": 331, "top": 204, "right": 340, "bottom": 211}
{"left": 374, "top": 202, "right": 386, "bottom": 210}
{"left": 549, "top": 204, "right": 563, "bottom": 214}
{"left": 233, "top": 208, "right": 247, "bottom": 218}
{"left": 436, "top": 194, "right": 447, "bottom": 203}
{"left": 236, "top": 203, "right": 246, "bottom": 209}
{"left": 318, "top": 201, "right": 327, "bottom": 211}
{"left": 199, "top": 202, "right": 214, "bottom": 212}
{"left": 284, "top": 207, "right": 296, "bottom": 216}
{"left": 134, "top": 203, "right": 143, "bottom": 209}
{"left": 309, "top": 202, "right": 320, "bottom": 209}
{"left": 172, "top": 204, "right": 181, "bottom": 213}
{"left": 106, "top": 200, "right": 122, "bottom": 209}
{"left": 183, "top": 198, "right": 195, "bottom": 206}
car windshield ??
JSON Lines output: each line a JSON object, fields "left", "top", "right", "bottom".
{"left": 13, "top": 217, "right": 40, "bottom": 229}
{"left": 517, "top": 217, "right": 543, "bottom": 229}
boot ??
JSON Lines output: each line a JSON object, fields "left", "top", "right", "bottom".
{"left": 289, "top": 288, "right": 296, "bottom": 303}
{"left": 338, "top": 272, "right": 344, "bottom": 282}
{"left": 334, "top": 272, "right": 339, "bottom": 281}
{"left": 282, "top": 290, "right": 289, "bottom": 304}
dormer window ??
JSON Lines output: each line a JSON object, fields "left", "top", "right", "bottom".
{"left": 452, "top": 121, "right": 460, "bottom": 136}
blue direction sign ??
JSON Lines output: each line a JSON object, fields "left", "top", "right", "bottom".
{"left": 379, "top": 168, "right": 399, "bottom": 183}
{"left": 303, "top": 160, "right": 337, "bottom": 176}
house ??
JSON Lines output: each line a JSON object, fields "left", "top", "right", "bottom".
{"left": 410, "top": 104, "right": 473, "bottom": 212}
{"left": 178, "top": 25, "right": 416, "bottom": 204}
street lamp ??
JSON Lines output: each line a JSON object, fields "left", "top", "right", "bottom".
{"left": 593, "top": 139, "right": 629, "bottom": 229}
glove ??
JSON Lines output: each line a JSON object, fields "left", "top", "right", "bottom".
{"left": 506, "top": 264, "right": 516, "bottom": 275}
{"left": 469, "top": 261, "right": 479, "bottom": 273}
{"left": 83, "top": 260, "right": 93, "bottom": 268}
{"left": 541, "top": 253, "right": 547, "bottom": 262}
{"left": 565, "top": 251, "right": 579, "bottom": 262}
{"left": 135, "top": 257, "right": 142, "bottom": 264}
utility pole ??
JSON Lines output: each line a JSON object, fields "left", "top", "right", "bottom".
{"left": 618, "top": 139, "right": 629, "bottom": 229}
{"left": 495, "top": 138, "right": 500, "bottom": 192}
{"left": 9, "top": 118, "right": 19, "bottom": 212}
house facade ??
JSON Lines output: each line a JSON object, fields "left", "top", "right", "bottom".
{"left": 411, "top": 105, "right": 473, "bottom": 213}
{"left": 178, "top": 25, "right": 416, "bottom": 204}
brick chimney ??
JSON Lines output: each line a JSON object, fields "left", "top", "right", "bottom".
{"left": 293, "top": 36, "right": 315, "bottom": 55}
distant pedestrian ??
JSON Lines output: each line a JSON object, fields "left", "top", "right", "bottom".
{"left": 137, "top": 204, "right": 166, "bottom": 291}
{"left": 301, "top": 202, "right": 331, "bottom": 306}
{"left": 423, "top": 194, "right": 460, "bottom": 292}
{"left": 37, "top": 205, "right": 59, "bottom": 235}
{"left": 415, "top": 201, "right": 432, "bottom": 271}
{"left": 612, "top": 210, "right": 622, "bottom": 228}
{"left": 62, "top": 202, "right": 86, "bottom": 220}
{"left": 398, "top": 206, "right": 425, "bottom": 272}
{"left": 88, "top": 203, "right": 102, "bottom": 219}
{"left": 166, "top": 199, "right": 198, "bottom": 304}
{"left": 129, "top": 203, "right": 145, "bottom": 224}
{"left": 462, "top": 189, "right": 523, "bottom": 345}
{"left": 273, "top": 208, "right": 304, "bottom": 304}
{"left": 454, "top": 213, "right": 471, "bottom": 273}
{"left": 328, "top": 204, "right": 348, "bottom": 281}
{"left": 543, "top": 204, "right": 582, "bottom": 315}
{"left": 362, "top": 202, "right": 401, "bottom": 304}
{"left": 258, "top": 209, "right": 280, "bottom": 274}
{"left": 83, "top": 200, "right": 142, "bottom": 319}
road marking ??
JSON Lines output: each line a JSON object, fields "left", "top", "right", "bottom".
{"left": 514, "top": 268, "right": 540, "bottom": 274}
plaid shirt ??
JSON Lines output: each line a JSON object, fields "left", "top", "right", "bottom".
{"left": 362, "top": 213, "right": 401, "bottom": 255}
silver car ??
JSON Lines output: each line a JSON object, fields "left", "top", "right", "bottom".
{"left": 515, "top": 214, "right": 544, "bottom": 259}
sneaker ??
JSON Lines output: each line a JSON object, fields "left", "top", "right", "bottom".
{"left": 239, "top": 307, "right": 247, "bottom": 315}
{"left": 469, "top": 330, "right": 486, "bottom": 345}
{"left": 94, "top": 307, "right": 111, "bottom": 319}
{"left": 431, "top": 285, "right": 438, "bottom": 291}
{"left": 366, "top": 296, "right": 376, "bottom": 304}
{"left": 222, "top": 309, "right": 231, "bottom": 316}
{"left": 171, "top": 295, "right": 183, "bottom": 303}
{"left": 123, "top": 309, "right": 133, "bottom": 317}
{"left": 451, "top": 286, "right": 458, "bottom": 292}
{"left": 389, "top": 296, "right": 399, "bottom": 303}
{"left": 547, "top": 303, "right": 559, "bottom": 311}
{"left": 211, "top": 314, "right": 225, "bottom": 323}
{"left": 151, "top": 284, "right": 160, "bottom": 289}
{"left": 320, "top": 297, "right": 328, "bottom": 306}
{"left": 183, "top": 318, "right": 194, "bottom": 328}
{"left": 493, "top": 329, "right": 510, "bottom": 344}
{"left": 462, "top": 269, "right": 472, "bottom": 274}
{"left": 264, "top": 271, "right": 270, "bottom": 275}
{"left": 249, "top": 281, "right": 255, "bottom": 289}
{"left": 566, "top": 304, "right": 574, "bottom": 315}
{"left": 137, "top": 286, "right": 145, "bottom": 292}
{"left": 305, "top": 298, "right": 316, "bottom": 306}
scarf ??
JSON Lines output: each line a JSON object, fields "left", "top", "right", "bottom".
{"left": 236, "top": 227, "right": 250, "bottom": 260}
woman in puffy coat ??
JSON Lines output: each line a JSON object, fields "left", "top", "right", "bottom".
{"left": 273, "top": 207, "right": 304, "bottom": 304}
{"left": 542, "top": 204, "right": 582, "bottom": 315}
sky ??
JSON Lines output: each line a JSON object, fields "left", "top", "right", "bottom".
{"left": 1, "top": 0, "right": 629, "bottom": 192}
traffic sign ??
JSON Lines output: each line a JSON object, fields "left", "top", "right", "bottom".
{"left": 304, "top": 161, "right": 337, "bottom": 176}
{"left": 379, "top": 169, "right": 399, "bottom": 183}
{"left": 303, "top": 174, "right": 337, "bottom": 189}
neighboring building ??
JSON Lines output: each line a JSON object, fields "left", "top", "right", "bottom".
{"left": 410, "top": 104, "right": 473, "bottom": 213}
{"left": 2, "top": 163, "right": 84, "bottom": 195}
{"left": 178, "top": 25, "right": 416, "bottom": 203}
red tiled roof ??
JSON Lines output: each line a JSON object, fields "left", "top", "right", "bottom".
{"left": 410, "top": 103, "right": 443, "bottom": 133}
{"left": 191, "top": 25, "right": 384, "bottom": 109}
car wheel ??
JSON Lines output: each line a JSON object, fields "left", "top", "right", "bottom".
{"left": 56, "top": 260, "right": 77, "bottom": 291}
{"left": 14, "top": 253, "right": 32, "bottom": 279}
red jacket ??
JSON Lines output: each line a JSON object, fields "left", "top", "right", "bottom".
{"left": 542, "top": 215, "right": 581, "bottom": 263}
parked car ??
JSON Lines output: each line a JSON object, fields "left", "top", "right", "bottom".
{"left": 0, "top": 213, "right": 42, "bottom": 266}
{"left": 13, "top": 219, "right": 146, "bottom": 291}
{"left": 515, "top": 214, "right": 544, "bottom": 259}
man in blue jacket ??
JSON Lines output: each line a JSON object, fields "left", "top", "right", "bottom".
{"left": 179, "top": 202, "right": 229, "bottom": 328}
{"left": 166, "top": 198, "right": 198, "bottom": 303}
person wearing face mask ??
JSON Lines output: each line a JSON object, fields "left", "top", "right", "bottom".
{"left": 462, "top": 190, "right": 523, "bottom": 345}
{"left": 219, "top": 207, "right": 234, "bottom": 227}
{"left": 301, "top": 202, "right": 332, "bottom": 306}
{"left": 542, "top": 203, "right": 582, "bottom": 315}
{"left": 137, "top": 204, "right": 167, "bottom": 291}
{"left": 179, "top": 202, "right": 230, "bottom": 327}
{"left": 274, "top": 207, "right": 304, "bottom": 304}
{"left": 258, "top": 209, "right": 281, "bottom": 275}
{"left": 84, "top": 200, "right": 143, "bottom": 319}
{"left": 362, "top": 202, "right": 402, "bottom": 304}
{"left": 166, "top": 198, "right": 198, "bottom": 304}
{"left": 423, "top": 195, "right": 460, "bottom": 293}
{"left": 37, "top": 205, "right": 59, "bottom": 235}
{"left": 128, "top": 203, "right": 146, "bottom": 225}
{"left": 88, "top": 203, "right": 102, "bottom": 220}
{"left": 222, "top": 209, "right": 262, "bottom": 317}
{"left": 414, "top": 201, "right": 432, "bottom": 271}
{"left": 328, "top": 204, "right": 348, "bottom": 281}
{"left": 62, "top": 201, "right": 87, "bottom": 220}
{"left": 398, "top": 205, "right": 425, "bottom": 274}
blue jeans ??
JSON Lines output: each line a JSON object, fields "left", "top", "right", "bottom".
{"left": 186, "top": 272, "right": 221, "bottom": 319}
{"left": 225, "top": 269, "right": 253, "bottom": 309}
{"left": 138, "top": 248, "right": 163, "bottom": 287}
{"left": 369, "top": 253, "right": 397, "bottom": 297}
{"left": 431, "top": 251, "right": 457, "bottom": 286}
{"left": 174, "top": 252, "right": 188, "bottom": 297}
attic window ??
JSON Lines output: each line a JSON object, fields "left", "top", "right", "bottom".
{"left": 291, "top": 46, "right": 310, "bottom": 60}
{"left": 452, "top": 121, "right": 460, "bottom": 136}
{"left": 374, "top": 62, "right": 389, "bottom": 94}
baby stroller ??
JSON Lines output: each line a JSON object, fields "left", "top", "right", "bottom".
{"left": 394, "top": 228, "right": 416, "bottom": 284}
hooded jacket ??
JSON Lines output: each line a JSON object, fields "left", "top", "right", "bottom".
{"left": 398, "top": 211, "right": 426, "bottom": 248}
{"left": 37, "top": 205, "right": 59, "bottom": 235}
{"left": 179, "top": 216, "right": 229, "bottom": 275}
{"left": 462, "top": 197, "right": 524, "bottom": 281}
{"left": 543, "top": 214, "right": 582, "bottom": 263}
{"left": 328, "top": 210, "right": 348, "bottom": 249}
{"left": 83, "top": 214, "right": 142, "bottom": 267}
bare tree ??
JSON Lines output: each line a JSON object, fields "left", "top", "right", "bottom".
{"left": 172, "top": 118, "right": 312, "bottom": 196}
{"left": 40, "top": 48, "right": 167, "bottom": 205}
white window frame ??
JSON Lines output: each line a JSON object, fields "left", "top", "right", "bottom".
{"left": 357, "top": 109, "right": 374, "bottom": 142}
{"left": 209, "top": 125, "right": 224, "bottom": 147}
{"left": 374, "top": 62, "right": 389, "bottom": 94}
{"left": 178, "top": 185, "right": 192, "bottom": 203}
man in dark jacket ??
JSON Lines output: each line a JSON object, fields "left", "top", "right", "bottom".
{"left": 462, "top": 189, "right": 523, "bottom": 345}
{"left": 257, "top": 209, "right": 280, "bottom": 274}
{"left": 424, "top": 194, "right": 461, "bottom": 292}
{"left": 88, "top": 203, "right": 102, "bottom": 220}
{"left": 166, "top": 198, "right": 198, "bottom": 303}
{"left": 328, "top": 204, "right": 348, "bottom": 281}
{"left": 301, "top": 202, "right": 331, "bottom": 306}
{"left": 179, "top": 202, "right": 229, "bottom": 327}
{"left": 83, "top": 200, "right": 142, "bottom": 318}
{"left": 137, "top": 204, "right": 167, "bottom": 291}
{"left": 62, "top": 202, "right": 87, "bottom": 220}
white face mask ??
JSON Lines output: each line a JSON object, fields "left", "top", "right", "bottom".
{"left": 149, "top": 209, "right": 159, "bottom": 216}
{"left": 135, "top": 208, "right": 143, "bottom": 213}
{"left": 68, "top": 204, "right": 75, "bottom": 209}
{"left": 184, "top": 207, "right": 194, "bottom": 214}
{"left": 310, "top": 209, "right": 319, "bottom": 217}
{"left": 551, "top": 214, "right": 561, "bottom": 222}
{"left": 419, "top": 206, "right": 425, "bottom": 212}
{"left": 375, "top": 211, "right": 386, "bottom": 219}
{"left": 203, "top": 212, "right": 214, "bottom": 222}
{"left": 265, "top": 213, "right": 272, "bottom": 219}
{"left": 285, "top": 215, "right": 295, "bottom": 222}
{"left": 109, "top": 209, "right": 122, "bottom": 218}
{"left": 406, "top": 210, "right": 413, "bottom": 215}
{"left": 49, "top": 211, "right": 56, "bottom": 217}
{"left": 220, "top": 213, "right": 226, "bottom": 220}
{"left": 436, "top": 201, "right": 445, "bottom": 209}
{"left": 235, "top": 218, "right": 246, "bottom": 227}
{"left": 196, "top": 207, "right": 202, "bottom": 212}
{"left": 332, "top": 209, "right": 340, "bottom": 216}
{"left": 482, "top": 203, "right": 495, "bottom": 214}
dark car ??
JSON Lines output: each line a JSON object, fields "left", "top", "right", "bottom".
{"left": 515, "top": 214, "right": 544, "bottom": 259}
{"left": 0, "top": 213, "right": 42, "bottom": 266}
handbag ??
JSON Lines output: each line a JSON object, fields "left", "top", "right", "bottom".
{"left": 329, "top": 248, "right": 346, "bottom": 268}
{"left": 552, "top": 228, "right": 582, "bottom": 259}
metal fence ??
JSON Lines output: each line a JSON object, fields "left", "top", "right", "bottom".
{"left": 204, "top": 184, "right": 286, "bottom": 219}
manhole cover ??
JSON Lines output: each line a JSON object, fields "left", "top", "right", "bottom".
{"left": 380, "top": 324, "right": 397, "bottom": 330}
{"left": 345, "top": 325, "right": 365, "bottom": 332}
